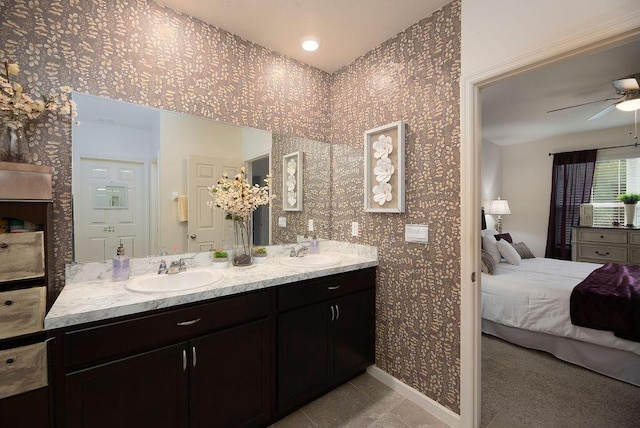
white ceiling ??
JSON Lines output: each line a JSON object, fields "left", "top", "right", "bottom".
{"left": 154, "top": 0, "right": 451, "bottom": 73}
{"left": 481, "top": 37, "right": 640, "bottom": 146}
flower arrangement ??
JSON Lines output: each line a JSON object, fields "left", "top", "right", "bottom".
{"left": 208, "top": 167, "right": 274, "bottom": 265}
{"left": 1, "top": 60, "right": 78, "bottom": 162}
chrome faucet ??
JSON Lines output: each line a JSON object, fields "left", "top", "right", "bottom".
{"left": 158, "top": 260, "right": 168, "bottom": 274}
{"left": 167, "top": 260, "right": 182, "bottom": 274}
{"left": 285, "top": 245, "right": 309, "bottom": 257}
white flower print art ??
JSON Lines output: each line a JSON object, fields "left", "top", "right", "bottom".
{"left": 283, "top": 151, "right": 303, "bottom": 211}
{"left": 364, "top": 121, "right": 405, "bottom": 213}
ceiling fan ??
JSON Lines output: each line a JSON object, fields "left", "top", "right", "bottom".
{"left": 547, "top": 73, "right": 640, "bottom": 120}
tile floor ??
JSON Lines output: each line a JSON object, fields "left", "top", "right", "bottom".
{"left": 270, "top": 373, "right": 451, "bottom": 428}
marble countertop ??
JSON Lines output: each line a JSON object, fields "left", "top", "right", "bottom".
{"left": 45, "top": 241, "right": 377, "bottom": 330}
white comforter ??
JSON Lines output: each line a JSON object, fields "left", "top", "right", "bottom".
{"left": 481, "top": 257, "right": 640, "bottom": 356}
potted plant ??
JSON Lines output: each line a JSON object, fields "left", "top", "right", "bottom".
{"left": 253, "top": 246, "right": 267, "bottom": 263}
{"left": 211, "top": 250, "right": 228, "bottom": 269}
{"left": 617, "top": 193, "right": 640, "bottom": 227}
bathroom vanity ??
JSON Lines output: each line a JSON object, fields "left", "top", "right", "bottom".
{"left": 46, "top": 245, "right": 377, "bottom": 427}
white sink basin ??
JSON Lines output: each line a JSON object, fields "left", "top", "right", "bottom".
{"left": 278, "top": 254, "right": 341, "bottom": 268}
{"left": 125, "top": 269, "right": 224, "bottom": 293}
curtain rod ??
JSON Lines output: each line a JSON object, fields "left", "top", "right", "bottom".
{"left": 548, "top": 142, "right": 639, "bottom": 156}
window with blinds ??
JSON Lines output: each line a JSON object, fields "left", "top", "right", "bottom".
{"left": 590, "top": 158, "right": 640, "bottom": 226}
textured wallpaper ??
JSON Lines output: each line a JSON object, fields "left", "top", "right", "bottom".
{"left": 330, "top": 1, "right": 461, "bottom": 412}
{"left": 0, "top": 0, "right": 331, "bottom": 293}
{"left": 1, "top": 0, "right": 462, "bottom": 413}
{"left": 270, "top": 133, "right": 332, "bottom": 244}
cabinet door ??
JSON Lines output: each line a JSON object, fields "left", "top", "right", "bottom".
{"left": 0, "top": 387, "right": 49, "bottom": 428}
{"left": 332, "top": 289, "right": 375, "bottom": 383}
{"left": 65, "top": 343, "right": 188, "bottom": 428}
{"left": 277, "top": 303, "right": 331, "bottom": 411}
{"left": 189, "top": 318, "right": 272, "bottom": 428}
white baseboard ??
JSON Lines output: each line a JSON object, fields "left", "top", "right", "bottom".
{"left": 366, "top": 365, "right": 461, "bottom": 428}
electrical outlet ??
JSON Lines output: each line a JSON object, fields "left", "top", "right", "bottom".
{"left": 308, "top": 219, "right": 314, "bottom": 231}
{"left": 351, "top": 222, "right": 359, "bottom": 237}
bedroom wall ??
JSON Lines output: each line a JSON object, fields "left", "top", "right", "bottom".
{"left": 481, "top": 139, "right": 502, "bottom": 231}
{"left": 501, "top": 125, "right": 636, "bottom": 256}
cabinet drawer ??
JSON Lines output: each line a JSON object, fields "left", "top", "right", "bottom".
{"left": 0, "top": 342, "right": 48, "bottom": 399}
{"left": 0, "top": 232, "right": 45, "bottom": 282}
{"left": 577, "top": 229, "right": 627, "bottom": 244}
{"left": 629, "top": 248, "right": 640, "bottom": 264}
{"left": 0, "top": 287, "right": 45, "bottom": 340}
{"left": 630, "top": 231, "right": 640, "bottom": 245}
{"left": 278, "top": 268, "right": 375, "bottom": 312}
{"left": 577, "top": 244, "right": 627, "bottom": 263}
{"left": 64, "top": 289, "right": 271, "bottom": 370}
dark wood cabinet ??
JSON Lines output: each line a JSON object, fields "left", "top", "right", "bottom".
{"left": 65, "top": 343, "right": 189, "bottom": 428}
{"left": 277, "top": 270, "right": 375, "bottom": 413}
{"left": 54, "top": 288, "right": 273, "bottom": 428}
{"left": 52, "top": 268, "right": 375, "bottom": 427}
{"left": 190, "top": 318, "right": 272, "bottom": 428}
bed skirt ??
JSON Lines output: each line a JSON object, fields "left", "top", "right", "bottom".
{"left": 482, "top": 319, "right": 640, "bottom": 387}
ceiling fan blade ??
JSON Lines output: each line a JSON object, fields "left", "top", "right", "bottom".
{"left": 587, "top": 103, "right": 616, "bottom": 121}
{"left": 546, "top": 96, "right": 622, "bottom": 114}
{"left": 613, "top": 76, "right": 640, "bottom": 93}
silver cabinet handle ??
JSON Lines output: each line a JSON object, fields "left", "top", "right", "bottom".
{"left": 192, "top": 346, "right": 197, "bottom": 368}
{"left": 177, "top": 318, "right": 201, "bottom": 326}
{"left": 330, "top": 305, "right": 335, "bottom": 321}
{"left": 182, "top": 350, "right": 187, "bottom": 372}
{"left": 336, "top": 304, "right": 340, "bottom": 320}
{"left": 328, "top": 285, "right": 341, "bottom": 290}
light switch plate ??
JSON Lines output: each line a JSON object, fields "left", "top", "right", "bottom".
{"left": 351, "top": 222, "right": 359, "bottom": 237}
{"left": 308, "top": 219, "right": 314, "bottom": 231}
{"left": 405, "top": 224, "right": 428, "bottom": 243}
{"left": 278, "top": 217, "right": 287, "bottom": 228}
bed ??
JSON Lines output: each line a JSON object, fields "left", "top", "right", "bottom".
{"left": 480, "top": 234, "right": 640, "bottom": 386}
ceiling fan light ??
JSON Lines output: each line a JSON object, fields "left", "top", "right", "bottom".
{"left": 616, "top": 93, "right": 640, "bottom": 112}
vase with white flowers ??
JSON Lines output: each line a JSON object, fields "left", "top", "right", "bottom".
{"left": 208, "top": 167, "right": 274, "bottom": 266}
{"left": 0, "top": 61, "right": 77, "bottom": 163}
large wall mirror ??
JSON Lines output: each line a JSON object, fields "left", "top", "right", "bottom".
{"left": 72, "top": 93, "right": 331, "bottom": 263}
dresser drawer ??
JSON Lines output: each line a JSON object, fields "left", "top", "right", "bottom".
{"left": 0, "top": 232, "right": 45, "bottom": 282}
{"left": 0, "top": 287, "right": 46, "bottom": 340}
{"left": 278, "top": 268, "right": 375, "bottom": 312}
{"left": 577, "top": 244, "right": 627, "bottom": 263}
{"left": 0, "top": 342, "right": 48, "bottom": 399}
{"left": 576, "top": 229, "right": 628, "bottom": 244}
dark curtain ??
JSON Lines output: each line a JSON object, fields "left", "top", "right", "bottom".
{"left": 545, "top": 150, "right": 597, "bottom": 260}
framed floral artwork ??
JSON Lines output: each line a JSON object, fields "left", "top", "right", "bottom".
{"left": 283, "top": 151, "right": 303, "bottom": 211}
{"left": 364, "top": 121, "right": 405, "bottom": 213}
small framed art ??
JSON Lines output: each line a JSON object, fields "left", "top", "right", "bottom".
{"left": 283, "top": 151, "right": 303, "bottom": 211}
{"left": 364, "top": 121, "right": 405, "bottom": 213}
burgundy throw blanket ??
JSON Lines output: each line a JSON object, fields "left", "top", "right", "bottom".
{"left": 570, "top": 262, "right": 640, "bottom": 342}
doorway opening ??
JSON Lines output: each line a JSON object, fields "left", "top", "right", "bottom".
{"left": 250, "top": 156, "right": 271, "bottom": 246}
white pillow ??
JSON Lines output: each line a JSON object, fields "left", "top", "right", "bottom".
{"left": 482, "top": 234, "right": 501, "bottom": 264}
{"left": 497, "top": 239, "right": 521, "bottom": 265}
{"left": 481, "top": 228, "right": 499, "bottom": 238}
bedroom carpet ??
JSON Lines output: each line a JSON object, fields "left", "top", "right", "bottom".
{"left": 481, "top": 334, "right": 640, "bottom": 428}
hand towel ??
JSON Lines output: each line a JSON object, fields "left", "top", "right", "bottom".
{"left": 177, "top": 195, "right": 188, "bottom": 222}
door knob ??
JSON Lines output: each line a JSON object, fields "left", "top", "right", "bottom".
{"left": 190, "top": 234, "right": 197, "bottom": 239}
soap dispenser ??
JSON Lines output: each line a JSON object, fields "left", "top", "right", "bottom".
{"left": 113, "top": 242, "right": 130, "bottom": 281}
{"left": 309, "top": 234, "right": 319, "bottom": 254}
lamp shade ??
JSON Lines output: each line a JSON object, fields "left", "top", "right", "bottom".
{"left": 489, "top": 198, "right": 511, "bottom": 215}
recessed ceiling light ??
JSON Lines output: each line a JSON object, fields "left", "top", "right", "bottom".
{"left": 301, "top": 37, "right": 320, "bottom": 52}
